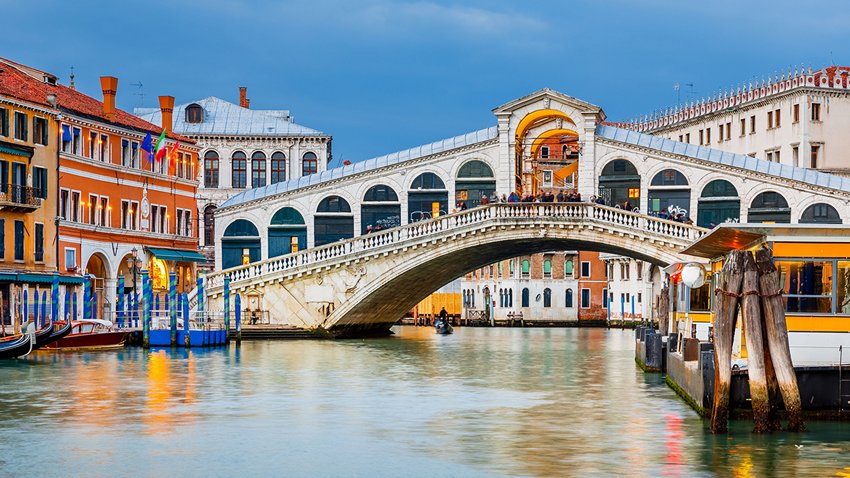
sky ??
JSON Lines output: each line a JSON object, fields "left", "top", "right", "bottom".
{"left": 3, "top": 0, "right": 849, "bottom": 165}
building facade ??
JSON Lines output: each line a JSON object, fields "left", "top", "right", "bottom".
{"left": 0, "top": 58, "right": 79, "bottom": 329}
{"left": 55, "top": 76, "right": 201, "bottom": 321}
{"left": 135, "top": 88, "right": 331, "bottom": 269}
{"left": 460, "top": 250, "right": 615, "bottom": 322}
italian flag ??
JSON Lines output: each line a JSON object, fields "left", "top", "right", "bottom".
{"left": 154, "top": 130, "right": 168, "bottom": 162}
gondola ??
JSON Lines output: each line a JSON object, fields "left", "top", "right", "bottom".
{"left": 42, "top": 319, "right": 73, "bottom": 347}
{"left": 435, "top": 320, "right": 453, "bottom": 335}
{"left": 33, "top": 319, "right": 59, "bottom": 348}
{"left": 0, "top": 333, "right": 33, "bottom": 359}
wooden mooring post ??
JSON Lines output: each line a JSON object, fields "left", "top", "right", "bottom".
{"left": 710, "top": 250, "right": 744, "bottom": 434}
{"left": 756, "top": 248, "right": 805, "bottom": 432}
{"left": 741, "top": 251, "right": 770, "bottom": 433}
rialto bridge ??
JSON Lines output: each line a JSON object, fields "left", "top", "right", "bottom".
{"left": 204, "top": 89, "right": 850, "bottom": 334}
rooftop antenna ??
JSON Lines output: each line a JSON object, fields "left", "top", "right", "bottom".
{"left": 130, "top": 81, "right": 144, "bottom": 106}
{"left": 69, "top": 66, "right": 75, "bottom": 90}
{"left": 685, "top": 83, "right": 696, "bottom": 102}
{"left": 830, "top": 51, "right": 835, "bottom": 66}
{"left": 673, "top": 83, "right": 680, "bottom": 105}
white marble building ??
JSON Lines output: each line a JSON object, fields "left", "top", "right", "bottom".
{"left": 136, "top": 88, "right": 331, "bottom": 268}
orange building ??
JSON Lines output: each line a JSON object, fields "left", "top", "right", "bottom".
{"left": 54, "top": 74, "right": 202, "bottom": 320}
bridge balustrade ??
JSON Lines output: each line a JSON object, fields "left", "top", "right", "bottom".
{"left": 206, "top": 203, "right": 706, "bottom": 291}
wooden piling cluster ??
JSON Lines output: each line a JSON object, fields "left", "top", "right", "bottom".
{"left": 657, "top": 284, "right": 670, "bottom": 335}
{"left": 710, "top": 248, "right": 804, "bottom": 434}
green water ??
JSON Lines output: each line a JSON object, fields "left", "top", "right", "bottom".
{"left": 0, "top": 326, "right": 848, "bottom": 477}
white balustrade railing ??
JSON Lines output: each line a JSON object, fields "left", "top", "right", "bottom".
{"left": 205, "top": 202, "right": 706, "bottom": 291}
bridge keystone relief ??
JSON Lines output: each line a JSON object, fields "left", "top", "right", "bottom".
{"left": 206, "top": 203, "right": 706, "bottom": 334}
{"left": 205, "top": 88, "right": 850, "bottom": 335}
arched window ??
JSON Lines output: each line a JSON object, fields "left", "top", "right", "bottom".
{"left": 499, "top": 289, "right": 504, "bottom": 308}
{"left": 521, "top": 259, "right": 530, "bottom": 277}
{"left": 251, "top": 151, "right": 266, "bottom": 188}
{"left": 231, "top": 151, "right": 247, "bottom": 188}
{"left": 204, "top": 150, "right": 219, "bottom": 188}
{"left": 748, "top": 191, "right": 791, "bottom": 223}
{"left": 269, "top": 207, "right": 307, "bottom": 257}
{"left": 565, "top": 289, "right": 573, "bottom": 308}
{"left": 315, "top": 196, "right": 353, "bottom": 246}
{"left": 543, "top": 288, "right": 552, "bottom": 308}
{"left": 599, "top": 159, "right": 640, "bottom": 209}
{"left": 302, "top": 152, "right": 318, "bottom": 176}
{"left": 508, "top": 289, "right": 513, "bottom": 307}
{"left": 363, "top": 185, "right": 399, "bottom": 202}
{"left": 456, "top": 160, "right": 495, "bottom": 208}
{"left": 800, "top": 203, "right": 842, "bottom": 224}
{"left": 649, "top": 169, "right": 690, "bottom": 217}
{"left": 185, "top": 103, "right": 203, "bottom": 123}
{"left": 521, "top": 288, "right": 530, "bottom": 308}
{"left": 565, "top": 260, "right": 574, "bottom": 276}
{"left": 543, "top": 259, "right": 552, "bottom": 278}
{"left": 408, "top": 172, "right": 448, "bottom": 222}
{"left": 270, "top": 152, "right": 286, "bottom": 184}
{"left": 362, "top": 185, "right": 400, "bottom": 233}
{"left": 698, "top": 179, "right": 740, "bottom": 228}
{"left": 203, "top": 204, "right": 217, "bottom": 247}
{"left": 221, "top": 219, "right": 260, "bottom": 269}
{"left": 317, "top": 196, "right": 351, "bottom": 213}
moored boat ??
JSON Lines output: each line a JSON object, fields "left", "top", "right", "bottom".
{"left": 44, "top": 320, "right": 128, "bottom": 350}
{"left": 0, "top": 334, "right": 33, "bottom": 359}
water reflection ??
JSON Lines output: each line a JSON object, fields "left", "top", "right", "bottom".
{"left": 0, "top": 327, "right": 848, "bottom": 477}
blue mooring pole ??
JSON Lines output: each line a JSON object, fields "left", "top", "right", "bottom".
{"left": 141, "top": 269, "right": 150, "bottom": 348}
{"left": 116, "top": 275, "right": 124, "bottom": 328}
{"left": 183, "top": 292, "right": 190, "bottom": 348}
{"left": 235, "top": 294, "right": 242, "bottom": 345}
{"left": 223, "top": 275, "right": 231, "bottom": 344}
{"left": 169, "top": 271, "right": 177, "bottom": 346}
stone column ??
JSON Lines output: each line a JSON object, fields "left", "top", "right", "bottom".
{"left": 577, "top": 113, "right": 597, "bottom": 200}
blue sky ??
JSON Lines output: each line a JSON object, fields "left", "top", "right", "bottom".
{"left": 4, "top": 0, "right": 848, "bottom": 164}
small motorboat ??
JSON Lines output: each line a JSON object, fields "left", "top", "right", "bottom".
{"left": 44, "top": 319, "right": 128, "bottom": 350}
{"left": 435, "top": 319, "right": 453, "bottom": 335}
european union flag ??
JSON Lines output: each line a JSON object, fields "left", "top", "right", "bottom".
{"left": 61, "top": 124, "right": 72, "bottom": 142}
{"left": 140, "top": 132, "right": 153, "bottom": 163}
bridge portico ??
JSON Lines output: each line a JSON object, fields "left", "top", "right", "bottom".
{"left": 208, "top": 88, "right": 850, "bottom": 333}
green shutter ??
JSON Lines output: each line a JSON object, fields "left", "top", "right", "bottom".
{"left": 521, "top": 260, "right": 530, "bottom": 274}
{"left": 543, "top": 260, "right": 552, "bottom": 274}
{"left": 565, "top": 260, "right": 574, "bottom": 274}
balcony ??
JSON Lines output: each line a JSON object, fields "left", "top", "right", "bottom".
{"left": 0, "top": 185, "right": 43, "bottom": 212}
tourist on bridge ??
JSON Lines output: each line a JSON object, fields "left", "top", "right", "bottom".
{"left": 508, "top": 191, "right": 519, "bottom": 202}
{"left": 480, "top": 194, "right": 489, "bottom": 205}
{"left": 557, "top": 190, "right": 565, "bottom": 202}
{"left": 491, "top": 192, "right": 499, "bottom": 203}
{"left": 500, "top": 194, "right": 507, "bottom": 203}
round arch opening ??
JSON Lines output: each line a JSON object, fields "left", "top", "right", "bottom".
{"left": 408, "top": 173, "right": 448, "bottom": 222}
{"left": 362, "top": 185, "right": 401, "bottom": 233}
{"left": 222, "top": 219, "right": 261, "bottom": 269}
{"left": 315, "top": 196, "right": 354, "bottom": 246}
{"left": 748, "top": 191, "right": 791, "bottom": 223}
{"left": 269, "top": 207, "right": 307, "bottom": 257}
{"left": 599, "top": 159, "right": 640, "bottom": 210}
{"left": 697, "top": 179, "right": 740, "bottom": 228}
{"left": 455, "top": 160, "right": 495, "bottom": 209}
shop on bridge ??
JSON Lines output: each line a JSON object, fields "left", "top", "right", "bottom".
{"left": 598, "top": 159, "right": 640, "bottom": 210}
{"left": 408, "top": 172, "right": 448, "bottom": 222}
{"left": 314, "top": 196, "right": 354, "bottom": 246}
{"left": 361, "top": 185, "right": 400, "bottom": 233}
{"left": 269, "top": 207, "right": 307, "bottom": 257}
{"left": 454, "top": 160, "right": 495, "bottom": 209}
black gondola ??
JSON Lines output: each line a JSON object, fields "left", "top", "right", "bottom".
{"left": 0, "top": 334, "right": 33, "bottom": 360}
{"left": 44, "top": 319, "right": 73, "bottom": 346}
{"left": 33, "top": 319, "right": 57, "bottom": 348}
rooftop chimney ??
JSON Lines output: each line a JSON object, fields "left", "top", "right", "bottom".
{"left": 158, "top": 95, "right": 175, "bottom": 133}
{"left": 100, "top": 76, "right": 118, "bottom": 121}
{"left": 239, "top": 86, "right": 250, "bottom": 108}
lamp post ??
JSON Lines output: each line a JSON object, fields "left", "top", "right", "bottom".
{"left": 126, "top": 247, "right": 143, "bottom": 327}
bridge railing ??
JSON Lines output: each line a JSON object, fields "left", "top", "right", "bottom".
{"left": 206, "top": 202, "right": 706, "bottom": 291}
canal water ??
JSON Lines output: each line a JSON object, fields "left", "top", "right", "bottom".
{"left": 1, "top": 327, "right": 848, "bottom": 477}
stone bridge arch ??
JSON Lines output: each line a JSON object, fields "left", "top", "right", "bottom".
{"left": 205, "top": 204, "right": 704, "bottom": 336}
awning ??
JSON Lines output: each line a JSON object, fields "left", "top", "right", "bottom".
{"left": 0, "top": 273, "right": 87, "bottom": 284}
{"left": 0, "top": 143, "right": 33, "bottom": 158}
{"left": 146, "top": 247, "right": 207, "bottom": 263}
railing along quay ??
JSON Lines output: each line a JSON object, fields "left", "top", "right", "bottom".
{"left": 206, "top": 203, "right": 707, "bottom": 293}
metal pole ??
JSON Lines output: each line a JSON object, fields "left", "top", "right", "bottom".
{"left": 183, "top": 292, "right": 190, "bottom": 348}
{"left": 235, "top": 293, "right": 241, "bottom": 345}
